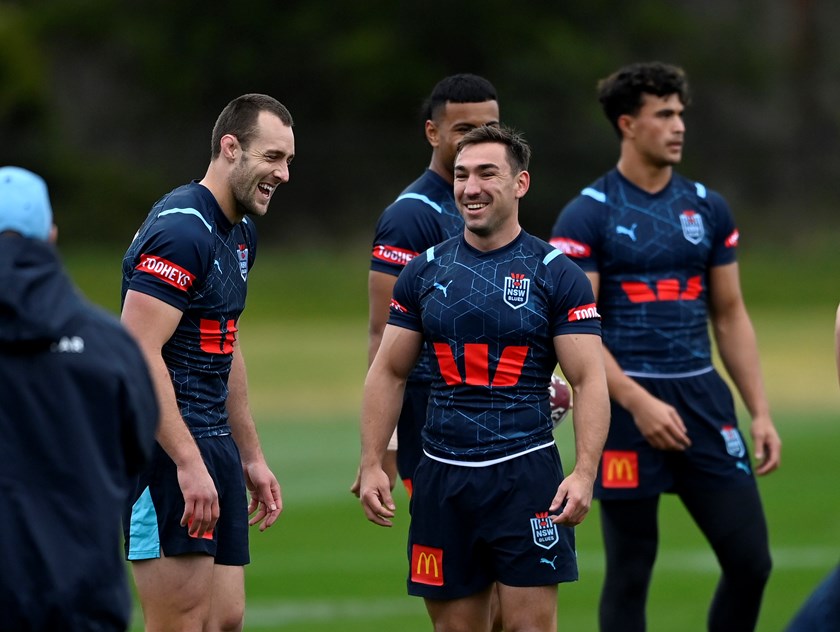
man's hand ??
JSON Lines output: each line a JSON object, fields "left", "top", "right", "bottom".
{"left": 549, "top": 470, "right": 594, "bottom": 527}
{"left": 359, "top": 467, "right": 396, "bottom": 527}
{"left": 750, "top": 413, "right": 782, "bottom": 476}
{"left": 630, "top": 392, "right": 692, "bottom": 451}
{"left": 351, "top": 449, "right": 398, "bottom": 497}
{"left": 244, "top": 461, "right": 283, "bottom": 531}
{"left": 178, "top": 459, "right": 220, "bottom": 538}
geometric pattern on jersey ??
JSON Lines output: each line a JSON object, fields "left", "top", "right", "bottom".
{"left": 371, "top": 169, "right": 464, "bottom": 384}
{"left": 551, "top": 169, "right": 738, "bottom": 375}
{"left": 122, "top": 181, "right": 256, "bottom": 438}
{"left": 389, "top": 230, "right": 600, "bottom": 463}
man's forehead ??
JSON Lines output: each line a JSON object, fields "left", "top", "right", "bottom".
{"left": 253, "top": 114, "right": 294, "bottom": 150}
{"left": 455, "top": 142, "right": 506, "bottom": 168}
{"left": 640, "top": 92, "right": 683, "bottom": 110}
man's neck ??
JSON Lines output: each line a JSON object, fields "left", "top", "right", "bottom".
{"left": 616, "top": 157, "right": 673, "bottom": 194}
{"left": 464, "top": 224, "right": 521, "bottom": 253}
{"left": 427, "top": 156, "right": 454, "bottom": 185}
{"left": 198, "top": 167, "right": 240, "bottom": 224}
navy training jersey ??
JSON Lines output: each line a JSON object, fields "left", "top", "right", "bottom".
{"left": 370, "top": 169, "right": 463, "bottom": 384}
{"left": 122, "top": 181, "right": 256, "bottom": 438}
{"left": 550, "top": 169, "right": 738, "bottom": 376}
{"left": 389, "top": 230, "right": 601, "bottom": 463}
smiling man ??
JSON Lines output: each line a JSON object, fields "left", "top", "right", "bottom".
{"left": 359, "top": 125, "right": 609, "bottom": 632}
{"left": 120, "top": 94, "right": 292, "bottom": 631}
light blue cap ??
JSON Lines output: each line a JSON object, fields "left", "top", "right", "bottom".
{"left": 0, "top": 166, "right": 53, "bottom": 241}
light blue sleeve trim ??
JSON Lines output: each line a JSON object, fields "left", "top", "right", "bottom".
{"left": 127, "top": 487, "right": 161, "bottom": 560}
{"left": 159, "top": 208, "right": 213, "bottom": 232}
{"left": 695, "top": 182, "right": 707, "bottom": 198}
{"left": 542, "top": 249, "right": 563, "bottom": 265}
{"left": 396, "top": 193, "right": 444, "bottom": 214}
{"left": 581, "top": 187, "right": 606, "bottom": 203}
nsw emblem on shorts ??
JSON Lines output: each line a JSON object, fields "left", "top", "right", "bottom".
{"left": 679, "top": 210, "right": 705, "bottom": 244}
{"left": 237, "top": 244, "right": 248, "bottom": 281}
{"left": 720, "top": 425, "right": 746, "bottom": 458}
{"left": 503, "top": 273, "right": 530, "bottom": 310}
{"left": 530, "top": 512, "right": 559, "bottom": 550}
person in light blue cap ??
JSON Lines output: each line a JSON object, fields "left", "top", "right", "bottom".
{"left": 0, "top": 166, "right": 159, "bottom": 632}
{"left": 0, "top": 166, "right": 54, "bottom": 241}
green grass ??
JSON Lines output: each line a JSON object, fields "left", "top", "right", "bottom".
{"left": 60, "top": 246, "right": 839, "bottom": 631}
{"left": 120, "top": 413, "right": 837, "bottom": 631}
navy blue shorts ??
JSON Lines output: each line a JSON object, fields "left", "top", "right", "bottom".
{"left": 407, "top": 447, "right": 577, "bottom": 600}
{"left": 396, "top": 381, "right": 430, "bottom": 487}
{"left": 123, "top": 434, "right": 250, "bottom": 566}
{"left": 595, "top": 368, "right": 756, "bottom": 500}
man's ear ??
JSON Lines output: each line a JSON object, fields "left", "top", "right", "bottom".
{"left": 617, "top": 114, "right": 635, "bottom": 139}
{"left": 219, "top": 134, "right": 239, "bottom": 161}
{"left": 425, "top": 120, "right": 439, "bottom": 148}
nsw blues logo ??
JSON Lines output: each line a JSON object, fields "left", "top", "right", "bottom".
{"left": 237, "top": 244, "right": 249, "bottom": 281}
{"left": 720, "top": 425, "right": 746, "bottom": 458}
{"left": 680, "top": 210, "right": 704, "bottom": 244}
{"left": 503, "top": 273, "right": 530, "bottom": 310}
{"left": 530, "top": 512, "right": 559, "bottom": 550}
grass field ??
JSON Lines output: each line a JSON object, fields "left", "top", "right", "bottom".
{"left": 62, "top": 245, "right": 839, "bottom": 631}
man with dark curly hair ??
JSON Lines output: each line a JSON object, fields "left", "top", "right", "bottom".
{"left": 551, "top": 62, "right": 781, "bottom": 631}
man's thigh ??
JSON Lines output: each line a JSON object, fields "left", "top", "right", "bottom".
{"left": 132, "top": 552, "right": 216, "bottom": 630}
{"left": 497, "top": 583, "right": 558, "bottom": 631}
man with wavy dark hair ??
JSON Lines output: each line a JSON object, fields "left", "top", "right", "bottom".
{"left": 551, "top": 62, "right": 781, "bottom": 631}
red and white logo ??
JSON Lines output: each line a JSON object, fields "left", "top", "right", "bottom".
{"left": 503, "top": 273, "right": 530, "bottom": 310}
{"left": 568, "top": 303, "right": 600, "bottom": 322}
{"left": 530, "top": 512, "right": 560, "bottom": 550}
{"left": 550, "top": 237, "right": 590, "bottom": 258}
{"left": 725, "top": 229, "right": 740, "bottom": 248}
{"left": 680, "top": 210, "right": 705, "bottom": 244}
{"left": 372, "top": 244, "right": 418, "bottom": 267}
{"left": 237, "top": 244, "right": 249, "bottom": 281}
{"left": 136, "top": 254, "right": 195, "bottom": 291}
{"left": 389, "top": 298, "right": 408, "bottom": 314}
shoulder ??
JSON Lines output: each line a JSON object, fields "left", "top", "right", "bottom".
{"left": 385, "top": 173, "right": 452, "bottom": 217}
{"left": 558, "top": 173, "right": 612, "bottom": 218}
{"left": 673, "top": 173, "right": 730, "bottom": 209}
{"left": 139, "top": 184, "right": 221, "bottom": 253}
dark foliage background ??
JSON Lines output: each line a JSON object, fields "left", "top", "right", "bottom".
{"left": 2, "top": 0, "right": 838, "bottom": 251}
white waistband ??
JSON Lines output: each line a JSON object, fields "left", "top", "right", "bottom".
{"left": 624, "top": 365, "right": 714, "bottom": 379}
{"left": 424, "top": 440, "right": 555, "bottom": 468}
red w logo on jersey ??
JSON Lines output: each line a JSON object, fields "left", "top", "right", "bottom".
{"left": 621, "top": 276, "right": 702, "bottom": 303}
{"left": 433, "top": 343, "right": 529, "bottom": 387}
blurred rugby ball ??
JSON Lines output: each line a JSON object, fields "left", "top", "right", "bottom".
{"left": 549, "top": 373, "right": 572, "bottom": 427}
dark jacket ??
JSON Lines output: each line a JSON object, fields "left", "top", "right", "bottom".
{"left": 0, "top": 237, "right": 158, "bottom": 632}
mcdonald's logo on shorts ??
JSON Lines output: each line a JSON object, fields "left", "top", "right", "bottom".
{"left": 411, "top": 544, "right": 444, "bottom": 586}
{"left": 602, "top": 450, "right": 639, "bottom": 488}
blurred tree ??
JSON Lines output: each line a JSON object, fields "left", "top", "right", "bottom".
{"left": 0, "top": 0, "right": 837, "bottom": 249}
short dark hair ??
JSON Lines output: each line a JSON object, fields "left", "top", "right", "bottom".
{"left": 210, "top": 93, "right": 294, "bottom": 159}
{"left": 422, "top": 73, "right": 498, "bottom": 122}
{"left": 597, "top": 62, "right": 690, "bottom": 138}
{"left": 456, "top": 124, "right": 531, "bottom": 172}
